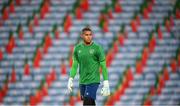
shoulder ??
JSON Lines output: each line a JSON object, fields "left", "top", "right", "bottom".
{"left": 93, "top": 42, "right": 104, "bottom": 50}
{"left": 93, "top": 42, "right": 101, "bottom": 47}
{"left": 74, "top": 42, "right": 83, "bottom": 50}
{"left": 75, "top": 43, "right": 82, "bottom": 48}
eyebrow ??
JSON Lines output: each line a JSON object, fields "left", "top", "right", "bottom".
{"left": 85, "top": 33, "right": 92, "bottom": 35}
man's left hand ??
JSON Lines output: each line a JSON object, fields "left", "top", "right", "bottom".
{"left": 101, "top": 80, "right": 110, "bottom": 96}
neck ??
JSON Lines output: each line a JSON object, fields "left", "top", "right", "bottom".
{"left": 83, "top": 41, "right": 93, "bottom": 46}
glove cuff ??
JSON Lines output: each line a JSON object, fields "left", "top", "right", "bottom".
{"left": 103, "top": 80, "right": 109, "bottom": 87}
{"left": 69, "top": 77, "right": 73, "bottom": 81}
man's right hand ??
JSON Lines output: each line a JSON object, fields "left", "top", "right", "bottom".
{"left": 67, "top": 77, "right": 73, "bottom": 93}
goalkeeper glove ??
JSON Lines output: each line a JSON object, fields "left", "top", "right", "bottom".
{"left": 67, "top": 77, "right": 73, "bottom": 93}
{"left": 101, "top": 80, "right": 110, "bottom": 96}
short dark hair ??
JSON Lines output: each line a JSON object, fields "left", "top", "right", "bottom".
{"left": 81, "top": 26, "right": 92, "bottom": 34}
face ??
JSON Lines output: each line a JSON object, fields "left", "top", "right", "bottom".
{"left": 81, "top": 30, "right": 93, "bottom": 45}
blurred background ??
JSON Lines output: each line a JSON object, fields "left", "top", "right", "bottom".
{"left": 0, "top": 0, "right": 179, "bottom": 106}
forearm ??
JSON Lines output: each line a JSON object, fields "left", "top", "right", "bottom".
{"left": 100, "top": 60, "right": 108, "bottom": 80}
{"left": 70, "top": 60, "right": 78, "bottom": 78}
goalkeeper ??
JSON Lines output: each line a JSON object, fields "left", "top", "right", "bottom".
{"left": 67, "top": 26, "right": 110, "bottom": 105}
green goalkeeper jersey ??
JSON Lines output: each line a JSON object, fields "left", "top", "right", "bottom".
{"left": 70, "top": 42, "right": 108, "bottom": 84}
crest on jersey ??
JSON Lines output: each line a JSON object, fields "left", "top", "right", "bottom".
{"left": 89, "top": 49, "right": 94, "bottom": 54}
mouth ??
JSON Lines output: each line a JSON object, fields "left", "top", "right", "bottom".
{"left": 85, "top": 39, "right": 91, "bottom": 44}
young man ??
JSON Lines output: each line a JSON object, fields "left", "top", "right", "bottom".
{"left": 67, "top": 27, "right": 110, "bottom": 105}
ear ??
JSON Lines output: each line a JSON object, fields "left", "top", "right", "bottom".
{"left": 80, "top": 33, "right": 83, "bottom": 38}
